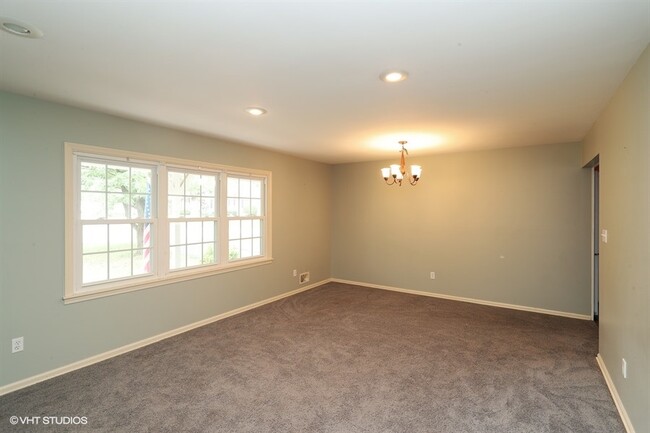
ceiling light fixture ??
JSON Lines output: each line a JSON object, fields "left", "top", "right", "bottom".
{"left": 380, "top": 70, "right": 408, "bottom": 83}
{"left": 0, "top": 17, "right": 43, "bottom": 38}
{"left": 381, "top": 141, "right": 422, "bottom": 186}
{"left": 245, "top": 107, "right": 267, "bottom": 116}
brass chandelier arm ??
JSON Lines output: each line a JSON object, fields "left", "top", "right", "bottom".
{"left": 383, "top": 175, "right": 403, "bottom": 186}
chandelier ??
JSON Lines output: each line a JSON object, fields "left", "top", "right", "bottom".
{"left": 381, "top": 141, "right": 422, "bottom": 186}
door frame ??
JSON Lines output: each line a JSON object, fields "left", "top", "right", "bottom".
{"left": 591, "top": 162, "right": 600, "bottom": 322}
{"left": 589, "top": 157, "right": 600, "bottom": 321}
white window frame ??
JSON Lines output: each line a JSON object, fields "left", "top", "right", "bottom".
{"left": 64, "top": 142, "right": 273, "bottom": 303}
{"left": 167, "top": 167, "right": 221, "bottom": 271}
{"left": 225, "top": 174, "right": 267, "bottom": 262}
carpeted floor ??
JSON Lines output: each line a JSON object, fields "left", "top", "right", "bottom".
{"left": 1, "top": 282, "right": 624, "bottom": 433}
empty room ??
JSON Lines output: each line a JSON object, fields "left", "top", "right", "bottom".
{"left": 0, "top": 1, "right": 648, "bottom": 432}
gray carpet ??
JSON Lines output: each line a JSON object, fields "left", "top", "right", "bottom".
{"left": 1, "top": 282, "right": 624, "bottom": 433}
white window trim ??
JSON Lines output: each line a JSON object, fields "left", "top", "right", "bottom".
{"left": 64, "top": 142, "right": 273, "bottom": 304}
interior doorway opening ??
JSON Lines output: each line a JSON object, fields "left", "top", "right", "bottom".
{"left": 592, "top": 160, "right": 600, "bottom": 322}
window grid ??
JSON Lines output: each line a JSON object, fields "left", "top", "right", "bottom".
{"left": 78, "top": 159, "right": 155, "bottom": 287}
{"left": 67, "top": 143, "right": 271, "bottom": 300}
{"left": 168, "top": 170, "right": 218, "bottom": 271}
{"left": 227, "top": 176, "right": 265, "bottom": 261}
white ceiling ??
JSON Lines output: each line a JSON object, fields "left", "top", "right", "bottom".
{"left": 1, "top": 1, "right": 648, "bottom": 164}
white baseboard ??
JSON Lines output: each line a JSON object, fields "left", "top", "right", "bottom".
{"left": 596, "top": 354, "right": 635, "bottom": 433}
{"left": 0, "top": 279, "right": 330, "bottom": 397}
{"left": 331, "top": 278, "right": 592, "bottom": 320}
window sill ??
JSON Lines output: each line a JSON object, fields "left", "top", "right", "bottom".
{"left": 63, "top": 257, "right": 274, "bottom": 304}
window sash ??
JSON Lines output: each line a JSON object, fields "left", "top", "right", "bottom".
{"left": 225, "top": 174, "right": 266, "bottom": 262}
{"left": 166, "top": 167, "right": 220, "bottom": 271}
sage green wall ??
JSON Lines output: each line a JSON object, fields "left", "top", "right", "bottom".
{"left": 0, "top": 91, "right": 332, "bottom": 387}
{"left": 332, "top": 142, "right": 592, "bottom": 316}
{"left": 582, "top": 44, "right": 649, "bottom": 433}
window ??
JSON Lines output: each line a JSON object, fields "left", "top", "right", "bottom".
{"left": 168, "top": 170, "right": 218, "bottom": 270}
{"left": 227, "top": 175, "right": 265, "bottom": 260}
{"left": 78, "top": 159, "right": 156, "bottom": 285}
{"left": 65, "top": 143, "right": 272, "bottom": 302}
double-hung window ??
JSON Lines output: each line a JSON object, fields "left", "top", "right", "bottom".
{"left": 65, "top": 143, "right": 272, "bottom": 302}
{"left": 227, "top": 175, "right": 266, "bottom": 261}
{"left": 167, "top": 169, "right": 218, "bottom": 270}
{"left": 77, "top": 158, "right": 156, "bottom": 285}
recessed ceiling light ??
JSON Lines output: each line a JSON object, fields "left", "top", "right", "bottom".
{"left": 245, "top": 107, "right": 267, "bottom": 116}
{"left": 380, "top": 70, "right": 408, "bottom": 83}
{"left": 0, "top": 17, "right": 43, "bottom": 38}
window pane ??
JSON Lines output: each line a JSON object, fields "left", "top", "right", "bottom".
{"left": 187, "top": 244, "right": 202, "bottom": 267}
{"left": 170, "top": 246, "right": 186, "bottom": 269}
{"left": 202, "top": 175, "right": 216, "bottom": 196}
{"left": 252, "top": 238, "right": 261, "bottom": 256}
{"left": 109, "top": 224, "right": 131, "bottom": 251}
{"left": 187, "top": 221, "right": 202, "bottom": 244}
{"left": 80, "top": 162, "right": 106, "bottom": 192}
{"left": 109, "top": 251, "right": 131, "bottom": 279}
{"left": 130, "top": 194, "right": 148, "bottom": 219}
{"left": 107, "top": 165, "right": 129, "bottom": 192}
{"left": 185, "top": 174, "right": 201, "bottom": 196}
{"left": 168, "top": 171, "right": 185, "bottom": 195}
{"left": 107, "top": 193, "right": 129, "bottom": 219}
{"left": 239, "top": 179, "right": 251, "bottom": 198}
{"left": 252, "top": 219, "right": 261, "bottom": 237}
{"left": 141, "top": 222, "right": 153, "bottom": 249}
{"left": 185, "top": 196, "right": 200, "bottom": 218}
{"left": 170, "top": 222, "right": 186, "bottom": 246}
{"left": 168, "top": 196, "right": 184, "bottom": 218}
{"left": 83, "top": 253, "right": 107, "bottom": 284}
{"left": 203, "top": 221, "right": 215, "bottom": 242}
{"left": 227, "top": 177, "right": 239, "bottom": 197}
{"left": 133, "top": 249, "right": 151, "bottom": 275}
{"left": 81, "top": 192, "right": 106, "bottom": 220}
{"left": 83, "top": 224, "right": 108, "bottom": 253}
{"left": 241, "top": 219, "right": 253, "bottom": 238}
{"left": 229, "top": 240, "right": 240, "bottom": 260}
{"left": 250, "top": 198, "right": 262, "bottom": 217}
{"left": 130, "top": 168, "right": 151, "bottom": 194}
{"left": 251, "top": 180, "right": 262, "bottom": 199}
{"left": 201, "top": 198, "right": 215, "bottom": 217}
{"left": 227, "top": 198, "right": 239, "bottom": 217}
{"left": 203, "top": 243, "right": 215, "bottom": 264}
{"left": 241, "top": 238, "right": 253, "bottom": 258}
{"left": 239, "top": 198, "right": 251, "bottom": 217}
{"left": 229, "top": 220, "right": 240, "bottom": 240}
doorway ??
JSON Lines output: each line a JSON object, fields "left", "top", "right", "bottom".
{"left": 592, "top": 163, "right": 600, "bottom": 322}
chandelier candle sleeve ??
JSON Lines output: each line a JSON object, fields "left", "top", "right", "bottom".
{"left": 381, "top": 141, "right": 422, "bottom": 186}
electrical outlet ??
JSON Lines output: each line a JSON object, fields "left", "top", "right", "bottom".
{"left": 622, "top": 358, "right": 627, "bottom": 379}
{"left": 430, "top": 272, "right": 436, "bottom": 280}
{"left": 292, "top": 269, "right": 297, "bottom": 277}
{"left": 12, "top": 337, "right": 24, "bottom": 353}
{"left": 299, "top": 272, "right": 310, "bottom": 284}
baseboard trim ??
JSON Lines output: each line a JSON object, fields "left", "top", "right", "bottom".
{"left": 596, "top": 354, "right": 635, "bottom": 433}
{"left": 331, "top": 278, "right": 591, "bottom": 320}
{"left": 0, "top": 279, "right": 330, "bottom": 397}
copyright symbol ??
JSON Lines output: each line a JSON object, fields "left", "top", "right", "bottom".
{"left": 9, "top": 416, "right": 19, "bottom": 425}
